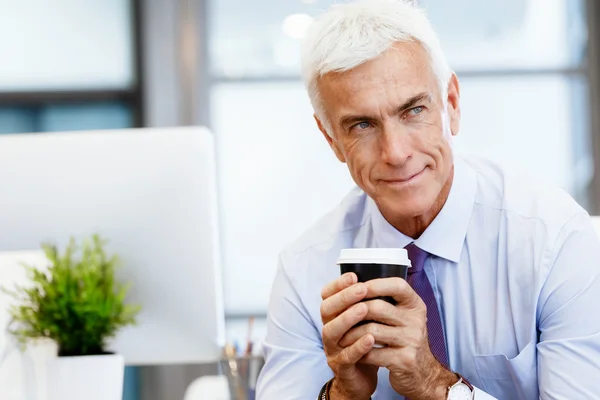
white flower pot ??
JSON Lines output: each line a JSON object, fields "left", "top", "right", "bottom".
{"left": 47, "top": 353, "right": 124, "bottom": 400}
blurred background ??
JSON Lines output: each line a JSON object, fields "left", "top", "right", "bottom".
{"left": 1, "top": 0, "right": 599, "bottom": 399}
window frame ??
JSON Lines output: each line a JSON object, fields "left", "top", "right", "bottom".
{"left": 0, "top": 0, "right": 145, "bottom": 128}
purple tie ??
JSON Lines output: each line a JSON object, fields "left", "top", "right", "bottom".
{"left": 405, "top": 243, "right": 449, "bottom": 367}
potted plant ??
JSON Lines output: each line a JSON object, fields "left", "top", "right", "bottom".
{"left": 3, "top": 234, "right": 140, "bottom": 400}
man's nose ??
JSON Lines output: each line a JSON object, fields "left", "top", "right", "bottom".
{"left": 379, "top": 125, "right": 412, "bottom": 167}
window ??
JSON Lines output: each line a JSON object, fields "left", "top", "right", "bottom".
{"left": 0, "top": 0, "right": 140, "bottom": 135}
{"left": 0, "top": 0, "right": 135, "bottom": 91}
{"left": 0, "top": 103, "right": 134, "bottom": 134}
{"left": 209, "top": 0, "right": 586, "bottom": 77}
{"left": 212, "top": 82, "right": 354, "bottom": 313}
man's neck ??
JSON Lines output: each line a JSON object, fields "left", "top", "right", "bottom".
{"left": 383, "top": 166, "right": 454, "bottom": 239}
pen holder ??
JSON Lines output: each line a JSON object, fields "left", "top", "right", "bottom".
{"left": 220, "top": 355, "right": 264, "bottom": 400}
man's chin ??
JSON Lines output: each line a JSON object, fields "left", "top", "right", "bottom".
{"left": 377, "top": 196, "right": 435, "bottom": 219}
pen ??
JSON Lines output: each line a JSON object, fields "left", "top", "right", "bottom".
{"left": 244, "top": 316, "right": 255, "bottom": 357}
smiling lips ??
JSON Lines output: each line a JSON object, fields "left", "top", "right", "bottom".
{"left": 381, "top": 168, "right": 426, "bottom": 184}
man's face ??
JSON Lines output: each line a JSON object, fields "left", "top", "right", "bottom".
{"left": 316, "top": 41, "right": 461, "bottom": 220}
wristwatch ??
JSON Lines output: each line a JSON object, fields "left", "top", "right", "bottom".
{"left": 446, "top": 373, "right": 474, "bottom": 400}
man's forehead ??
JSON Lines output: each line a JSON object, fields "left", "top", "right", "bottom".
{"left": 321, "top": 73, "right": 430, "bottom": 97}
{"left": 320, "top": 76, "right": 435, "bottom": 115}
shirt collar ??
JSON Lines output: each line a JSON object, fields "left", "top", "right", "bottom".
{"left": 367, "top": 157, "right": 477, "bottom": 263}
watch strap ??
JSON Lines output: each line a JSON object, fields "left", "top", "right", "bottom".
{"left": 456, "top": 373, "right": 474, "bottom": 391}
{"left": 318, "top": 379, "right": 333, "bottom": 400}
{"left": 446, "top": 373, "right": 474, "bottom": 400}
{"left": 317, "top": 379, "right": 373, "bottom": 400}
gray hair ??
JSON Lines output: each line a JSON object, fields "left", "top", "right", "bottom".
{"left": 301, "top": 0, "right": 452, "bottom": 135}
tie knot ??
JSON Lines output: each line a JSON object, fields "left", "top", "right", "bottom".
{"left": 405, "top": 243, "right": 428, "bottom": 273}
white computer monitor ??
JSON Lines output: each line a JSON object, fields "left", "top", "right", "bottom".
{"left": 0, "top": 127, "right": 225, "bottom": 366}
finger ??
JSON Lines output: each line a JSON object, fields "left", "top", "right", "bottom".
{"left": 359, "top": 331, "right": 431, "bottom": 369}
{"left": 359, "top": 346, "right": 426, "bottom": 372}
{"left": 363, "top": 299, "right": 405, "bottom": 326}
{"left": 339, "top": 322, "right": 408, "bottom": 348}
{"left": 321, "top": 273, "right": 357, "bottom": 300}
{"left": 322, "top": 302, "right": 368, "bottom": 350}
{"left": 359, "top": 346, "right": 396, "bottom": 369}
{"left": 337, "top": 334, "right": 375, "bottom": 367}
{"left": 364, "top": 277, "right": 422, "bottom": 307}
{"left": 320, "top": 283, "right": 367, "bottom": 323}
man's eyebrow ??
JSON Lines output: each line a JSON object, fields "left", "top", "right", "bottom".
{"left": 338, "top": 92, "right": 433, "bottom": 128}
{"left": 339, "top": 114, "right": 374, "bottom": 128}
{"left": 394, "top": 92, "right": 433, "bottom": 114}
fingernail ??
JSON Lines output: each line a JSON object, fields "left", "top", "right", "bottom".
{"left": 354, "top": 303, "right": 365, "bottom": 315}
{"left": 353, "top": 283, "right": 365, "bottom": 295}
{"left": 345, "top": 273, "right": 355, "bottom": 284}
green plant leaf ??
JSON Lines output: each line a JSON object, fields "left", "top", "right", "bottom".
{"left": 0, "top": 234, "right": 141, "bottom": 356}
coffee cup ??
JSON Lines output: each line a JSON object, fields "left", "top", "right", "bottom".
{"left": 337, "top": 248, "right": 411, "bottom": 345}
{"left": 337, "top": 248, "right": 411, "bottom": 305}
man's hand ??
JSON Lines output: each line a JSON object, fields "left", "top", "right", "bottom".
{"left": 339, "top": 277, "right": 457, "bottom": 400}
{"left": 320, "top": 272, "right": 378, "bottom": 400}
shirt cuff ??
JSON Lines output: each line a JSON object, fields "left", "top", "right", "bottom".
{"left": 473, "top": 385, "right": 498, "bottom": 399}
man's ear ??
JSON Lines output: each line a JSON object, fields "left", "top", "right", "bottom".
{"left": 315, "top": 115, "right": 346, "bottom": 163}
{"left": 446, "top": 73, "right": 461, "bottom": 136}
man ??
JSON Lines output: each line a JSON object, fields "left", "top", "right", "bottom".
{"left": 256, "top": 1, "right": 600, "bottom": 399}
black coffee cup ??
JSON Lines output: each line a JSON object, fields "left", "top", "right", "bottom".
{"left": 337, "top": 248, "right": 411, "bottom": 306}
{"left": 337, "top": 248, "right": 411, "bottom": 338}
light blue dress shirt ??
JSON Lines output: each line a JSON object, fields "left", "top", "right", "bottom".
{"left": 257, "top": 156, "right": 600, "bottom": 399}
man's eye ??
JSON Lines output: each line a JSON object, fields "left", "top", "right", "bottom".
{"left": 354, "top": 121, "right": 372, "bottom": 130}
{"left": 410, "top": 106, "right": 424, "bottom": 115}
{"left": 409, "top": 106, "right": 425, "bottom": 115}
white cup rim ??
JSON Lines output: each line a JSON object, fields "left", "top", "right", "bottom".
{"left": 337, "top": 248, "right": 411, "bottom": 267}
